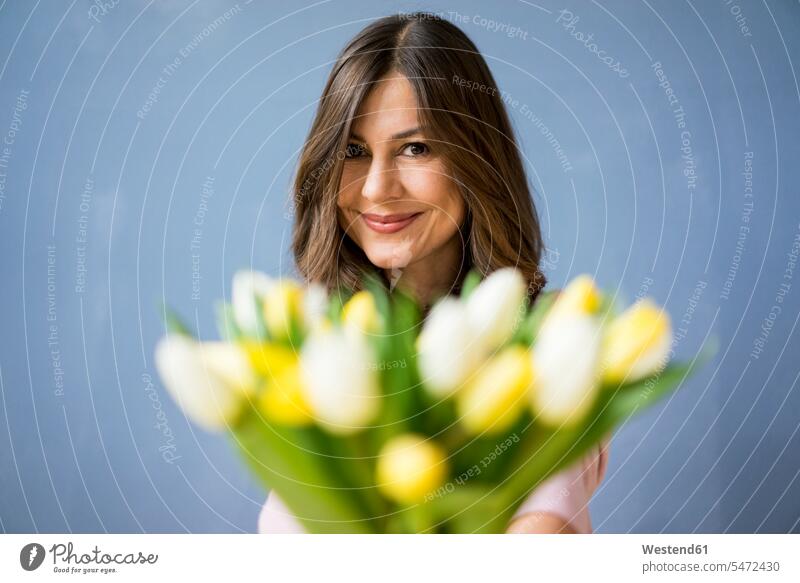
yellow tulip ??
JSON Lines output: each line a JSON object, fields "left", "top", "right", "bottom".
{"left": 376, "top": 434, "right": 448, "bottom": 505}
{"left": 341, "top": 290, "right": 381, "bottom": 334}
{"left": 258, "top": 364, "right": 313, "bottom": 426}
{"left": 457, "top": 346, "right": 533, "bottom": 434}
{"left": 241, "top": 341, "right": 312, "bottom": 426}
{"left": 242, "top": 341, "right": 298, "bottom": 378}
{"left": 263, "top": 279, "right": 303, "bottom": 340}
{"left": 601, "top": 299, "right": 672, "bottom": 384}
{"left": 549, "top": 273, "right": 603, "bottom": 319}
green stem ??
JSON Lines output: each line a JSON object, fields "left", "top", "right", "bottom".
{"left": 232, "top": 407, "right": 375, "bottom": 533}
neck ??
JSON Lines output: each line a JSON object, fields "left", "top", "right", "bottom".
{"left": 384, "top": 236, "right": 466, "bottom": 310}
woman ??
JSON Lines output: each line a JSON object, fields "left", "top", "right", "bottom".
{"left": 260, "top": 12, "right": 610, "bottom": 533}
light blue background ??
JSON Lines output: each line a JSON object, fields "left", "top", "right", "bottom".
{"left": 1, "top": 0, "right": 798, "bottom": 533}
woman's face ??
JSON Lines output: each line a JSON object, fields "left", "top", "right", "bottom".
{"left": 337, "top": 73, "right": 466, "bottom": 276}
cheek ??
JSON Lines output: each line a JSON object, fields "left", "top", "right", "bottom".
{"left": 441, "top": 188, "right": 466, "bottom": 225}
{"left": 427, "top": 195, "right": 464, "bottom": 248}
{"left": 412, "top": 170, "right": 464, "bottom": 229}
{"left": 337, "top": 174, "right": 356, "bottom": 209}
{"left": 337, "top": 170, "right": 363, "bottom": 231}
{"left": 402, "top": 169, "right": 465, "bottom": 255}
{"left": 404, "top": 165, "right": 462, "bottom": 213}
{"left": 338, "top": 161, "right": 370, "bottom": 205}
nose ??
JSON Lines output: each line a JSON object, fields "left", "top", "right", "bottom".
{"left": 360, "top": 157, "right": 402, "bottom": 205}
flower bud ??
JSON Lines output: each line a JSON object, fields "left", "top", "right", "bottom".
{"left": 601, "top": 299, "right": 672, "bottom": 384}
{"left": 232, "top": 270, "right": 274, "bottom": 336}
{"left": 376, "top": 434, "right": 448, "bottom": 505}
{"left": 549, "top": 274, "right": 603, "bottom": 319}
{"left": 155, "top": 336, "right": 254, "bottom": 431}
{"left": 302, "top": 282, "right": 329, "bottom": 332}
{"left": 263, "top": 279, "right": 303, "bottom": 341}
{"left": 300, "top": 327, "right": 380, "bottom": 433}
{"left": 341, "top": 290, "right": 381, "bottom": 335}
{"left": 466, "top": 267, "right": 527, "bottom": 351}
{"left": 457, "top": 346, "right": 533, "bottom": 434}
{"left": 530, "top": 314, "right": 601, "bottom": 427}
{"left": 417, "top": 298, "right": 480, "bottom": 397}
{"left": 259, "top": 363, "right": 313, "bottom": 426}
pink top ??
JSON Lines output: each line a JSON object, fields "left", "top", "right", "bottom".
{"left": 257, "top": 436, "right": 610, "bottom": 534}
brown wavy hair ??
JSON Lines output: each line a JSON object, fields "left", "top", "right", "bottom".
{"left": 291, "top": 12, "right": 547, "bottom": 301}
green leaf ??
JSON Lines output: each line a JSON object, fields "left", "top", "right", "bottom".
{"left": 423, "top": 485, "right": 511, "bottom": 533}
{"left": 450, "top": 417, "right": 529, "bottom": 484}
{"left": 231, "top": 406, "right": 376, "bottom": 533}
{"left": 602, "top": 339, "right": 716, "bottom": 421}
{"left": 215, "top": 301, "right": 242, "bottom": 342}
{"left": 511, "top": 289, "right": 558, "bottom": 346}
{"left": 322, "top": 433, "right": 388, "bottom": 523}
{"left": 326, "top": 285, "right": 351, "bottom": 325}
{"left": 161, "top": 304, "right": 193, "bottom": 337}
{"left": 459, "top": 269, "right": 484, "bottom": 300}
{"left": 252, "top": 295, "right": 271, "bottom": 343}
{"left": 362, "top": 272, "right": 391, "bottom": 323}
{"left": 374, "top": 289, "right": 424, "bottom": 438}
{"left": 497, "top": 344, "right": 714, "bottom": 514}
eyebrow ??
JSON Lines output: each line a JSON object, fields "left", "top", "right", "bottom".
{"left": 350, "top": 126, "right": 424, "bottom": 142}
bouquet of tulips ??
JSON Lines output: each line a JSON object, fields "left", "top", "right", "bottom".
{"left": 155, "top": 268, "right": 710, "bottom": 533}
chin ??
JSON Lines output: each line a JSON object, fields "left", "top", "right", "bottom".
{"left": 362, "top": 247, "right": 413, "bottom": 270}
{"left": 358, "top": 237, "right": 416, "bottom": 271}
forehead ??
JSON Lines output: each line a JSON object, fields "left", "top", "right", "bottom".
{"left": 351, "top": 74, "right": 420, "bottom": 137}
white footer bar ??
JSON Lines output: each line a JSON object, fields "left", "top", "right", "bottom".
{"left": 1, "top": 534, "right": 797, "bottom": 582}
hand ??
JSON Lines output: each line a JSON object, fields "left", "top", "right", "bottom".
{"left": 258, "top": 491, "right": 306, "bottom": 534}
{"left": 505, "top": 434, "right": 611, "bottom": 534}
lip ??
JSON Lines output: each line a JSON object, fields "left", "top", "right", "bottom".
{"left": 360, "top": 211, "right": 423, "bottom": 234}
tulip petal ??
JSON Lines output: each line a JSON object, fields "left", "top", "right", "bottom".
{"left": 300, "top": 327, "right": 380, "bottom": 433}
{"left": 457, "top": 346, "right": 533, "bottom": 434}
{"left": 342, "top": 290, "right": 381, "bottom": 335}
{"left": 232, "top": 270, "right": 274, "bottom": 336}
{"left": 259, "top": 364, "right": 313, "bottom": 426}
{"left": 302, "top": 282, "right": 329, "bottom": 332}
{"left": 602, "top": 299, "right": 672, "bottom": 384}
{"left": 155, "top": 336, "right": 251, "bottom": 431}
{"left": 376, "top": 434, "right": 448, "bottom": 505}
{"left": 418, "top": 298, "right": 480, "bottom": 397}
{"left": 548, "top": 274, "right": 603, "bottom": 319}
{"left": 466, "top": 267, "right": 527, "bottom": 351}
{"left": 531, "top": 315, "right": 602, "bottom": 426}
{"left": 264, "top": 279, "right": 304, "bottom": 341}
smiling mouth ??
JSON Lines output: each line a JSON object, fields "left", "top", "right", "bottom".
{"left": 360, "top": 211, "right": 423, "bottom": 234}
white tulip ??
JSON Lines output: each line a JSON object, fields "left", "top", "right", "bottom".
{"left": 232, "top": 270, "right": 274, "bottom": 335}
{"left": 530, "top": 314, "right": 602, "bottom": 427}
{"left": 466, "top": 267, "right": 527, "bottom": 352}
{"left": 300, "top": 327, "right": 379, "bottom": 433}
{"left": 155, "top": 336, "right": 254, "bottom": 431}
{"left": 417, "top": 298, "right": 481, "bottom": 397}
{"left": 302, "top": 282, "right": 329, "bottom": 332}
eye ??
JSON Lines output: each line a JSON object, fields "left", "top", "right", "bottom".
{"left": 345, "top": 143, "right": 367, "bottom": 158}
{"left": 401, "top": 142, "right": 430, "bottom": 157}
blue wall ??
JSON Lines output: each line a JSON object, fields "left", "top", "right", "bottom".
{"left": 1, "top": 0, "right": 798, "bottom": 533}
